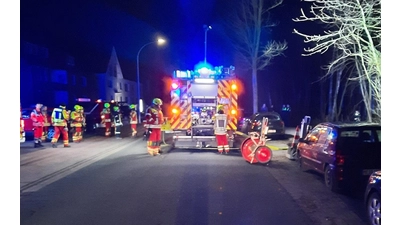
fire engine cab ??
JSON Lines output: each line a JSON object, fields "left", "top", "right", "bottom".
{"left": 169, "top": 63, "right": 240, "bottom": 149}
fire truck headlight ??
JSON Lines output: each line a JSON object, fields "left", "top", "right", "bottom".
{"left": 172, "top": 108, "right": 179, "bottom": 114}
{"left": 231, "top": 109, "right": 237, "bottom": 115}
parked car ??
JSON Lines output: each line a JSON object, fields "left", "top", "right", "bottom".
{"left": 364, "top": 170, "right": 381, "bottom": 225}
{"left": 241, "top": 111, "right": 285, "bottom": 139}
{"left": 297, "top": 122, "right": 381, "bottom": 192}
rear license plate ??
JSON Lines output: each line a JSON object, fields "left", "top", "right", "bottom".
{"left": 268, "top": 129, "right": 276, "bottom": 133}
{"left": 362, "top": 169, "right": 378, "bottom": 176}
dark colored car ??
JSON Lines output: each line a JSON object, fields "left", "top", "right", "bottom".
{"left": 297, "top": 122, "right": 381, "bottom": 192}
{"left": 241, "top": 111, "right": 285, "bottom": 139}
{"left": 364, "top": 170, "right": 381, "bottom": 225}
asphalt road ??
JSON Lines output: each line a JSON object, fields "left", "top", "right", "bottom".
{"left": 20, "top": 128, "right": 369, "bottom": 225}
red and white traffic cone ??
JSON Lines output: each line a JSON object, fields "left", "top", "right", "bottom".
{"left": 286, "top": 126, "right": 300, "bottom": 160}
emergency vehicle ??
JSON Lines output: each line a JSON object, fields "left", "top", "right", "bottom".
{"left": 168, "top": 63, "right": 240, "bottom": 149}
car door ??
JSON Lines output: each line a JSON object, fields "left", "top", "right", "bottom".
{"left": 314, "top": 125, "right": 334, "bottom": 173}
{"left": 298, "top": 125, "right": 322, "bottom": 169}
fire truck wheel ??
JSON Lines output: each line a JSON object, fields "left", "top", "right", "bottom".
{"left": 255, "top": 146, "right": 272, "bottom": 164}
{"left": 240, "top": 137, "right": 260, "bottom": 164}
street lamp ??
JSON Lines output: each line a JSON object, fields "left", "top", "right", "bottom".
{"left": 136, "top": 38, "right": 166, "bottom": 123}
{"left": 203, "top": 25, "right": 212, "bottom": 63}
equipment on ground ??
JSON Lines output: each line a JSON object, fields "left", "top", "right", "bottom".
{"left": 240, "top": 117, "right": 273, "bottom": 164}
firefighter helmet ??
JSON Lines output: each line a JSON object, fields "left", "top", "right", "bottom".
{"left": 129, "top": 104, "right": 136, "bottom": 109}
{"left": 113, "top": 106, "right": 119, "bottom": 111}
{"left": 104, "top": 103, "right": 110, "bottom": 108}
{"left": 217, "top": 104, "right": 224, "bottom": 111}
{"left": 152, "top": 98, "right": 163, "bottom": 106}
{"left": 74, "top": 105, "right": 80, "bottom": 110}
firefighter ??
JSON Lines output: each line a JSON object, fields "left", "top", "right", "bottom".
{"left": 144, "top": 98, "right": 164, "bottom": 156}
{"left": 101, "top": 103, "right": 112, "bottom": 137}
{"left": 41, "top": 105, "right": 51, "bottom": 142}
{"left": 31, "top": 103, "right": 45, "bottom": 148}
{"left": 214, "top": 104, "right": 229, "bottom": 154}
{"left": 80, "top": 106, "right": 86, "bottom": 140}
{"left": 51, "top": 103, "right": 71, "bottom": 148}
{"left": 113, "top": 106, "right": 123, "bottom": 139}
{"left": 20, "top": 104, "right": 25, "bottom": 143}
{"left": 70, "top": 105, "right": 84, "bottom": 143}
{"left": 129, "top": 104, "right": 138, "bottom": 137}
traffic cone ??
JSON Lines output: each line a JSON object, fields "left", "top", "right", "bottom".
{"left": 286, "top": 126, "right": 300, "bottom": 160}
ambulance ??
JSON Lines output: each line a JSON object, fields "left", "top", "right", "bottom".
{"left": 168, "top": 63, "right": 240, "bottom": 149}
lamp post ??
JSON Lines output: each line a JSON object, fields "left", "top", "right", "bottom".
{"left": 203, "top": 25, "right": 212, "bottom": 63}
{"left": 136, "top": 38, "right": 166, "bottom": 123}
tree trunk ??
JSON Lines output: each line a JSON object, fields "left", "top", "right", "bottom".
{"left": 252, "top": 65, "right": 258, "bottom": 114}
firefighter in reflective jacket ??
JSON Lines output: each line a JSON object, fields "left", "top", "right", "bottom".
{"left": 20, "top": 105, "right": 25, "bottom": 143}
{"left": 113, "top": 106, "right": 123, "bottom": 139}
{"left": 71, "top": 105, "right": 84, "bottom": 142}
{"left": 51, "top": 104, "right": 71, "bottom": 148}
{"left": 41, "top": 105, "right": 51, "bottom": 142}
{"left": 214, "top": 105, "right": 229, "bottom": 154}
{"left": 129, "top": 104, "right": 138, "bottom": 137}
{"left": 101, "top": 103, "right": 112, "bottom": 137}
{"left": 31, "top": 103, "right": 45, "bottom": 148}
{"left": 144, "top": 98, "right": 164, "bottom": 156}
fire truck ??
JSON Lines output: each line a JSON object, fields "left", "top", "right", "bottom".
{"left": 168, "top": 63, "right": 240, "bottom": 149}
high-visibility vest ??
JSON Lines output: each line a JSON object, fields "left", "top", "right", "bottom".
{"left": 214, "top": 114, "right": 227, "bottom": 135}
{"left": 52, "top": 108, "right": 67, "bottom": 126}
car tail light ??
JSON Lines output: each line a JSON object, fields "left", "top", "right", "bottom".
{"left": 336, "top": 154, "right": 345, "bottom": 166}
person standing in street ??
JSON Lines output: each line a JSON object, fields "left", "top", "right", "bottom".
{"left": 101, "top": 103, "right": 112, "bottom": 137}
{"left": 70, "top": 105, "right": 84, "bottom": 143}
{"left": 214, "top": 104, "right": 229, "bottom": 154}
{"left": 30, "top": 103, "right": 45, "bottom": 148}
{"left": 51, "top": 103, "right": 71, "bottom": 148}
{"left": 112, "top": 106, "right": 123, "bottom": 139}
{"left": 80, "top": 106, "right": 86, "bottom": 141}
{"left": 129, "top": 104, "right": 138, "bottom": 137}
{"left": 144, "top": 98, "right": 164, "bottom": 156}
{"left": 40, "top": 105, "right": 51, "bottom": 142}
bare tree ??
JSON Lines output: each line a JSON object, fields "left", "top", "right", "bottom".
{"left": 293, "top": 0, "right": 381, "bottom": 122}
{"left": 225, "top": 0, "right": 287, "bottom": 114}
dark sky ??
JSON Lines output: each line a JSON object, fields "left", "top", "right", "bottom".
{"left": 20, "top": 0, "right": 327, "bottom": 116}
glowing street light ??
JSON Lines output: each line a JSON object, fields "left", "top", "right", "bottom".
{"left": 136, "top": 38, "right": 166, "bottom": 123}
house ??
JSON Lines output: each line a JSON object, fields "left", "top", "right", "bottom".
{"left": 96, "top": 47, "right": 138, "bottom": 105}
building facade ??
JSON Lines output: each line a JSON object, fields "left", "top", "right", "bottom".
{"left": 96, "top": 47, "right": 138, "bottom": 104}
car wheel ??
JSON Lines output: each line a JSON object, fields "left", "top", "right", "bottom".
{"left": 324, "top": 165, "right": 338, "bottom": 192}
{"left": 47, "top": 127, "right": 55, "bottom": 141}
{"left": 366, "top": 192, "right": 381, "bottom": 225}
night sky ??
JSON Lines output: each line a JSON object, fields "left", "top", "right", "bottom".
{"left": 20, "top": 0, "right": 331, "bottom": 123}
